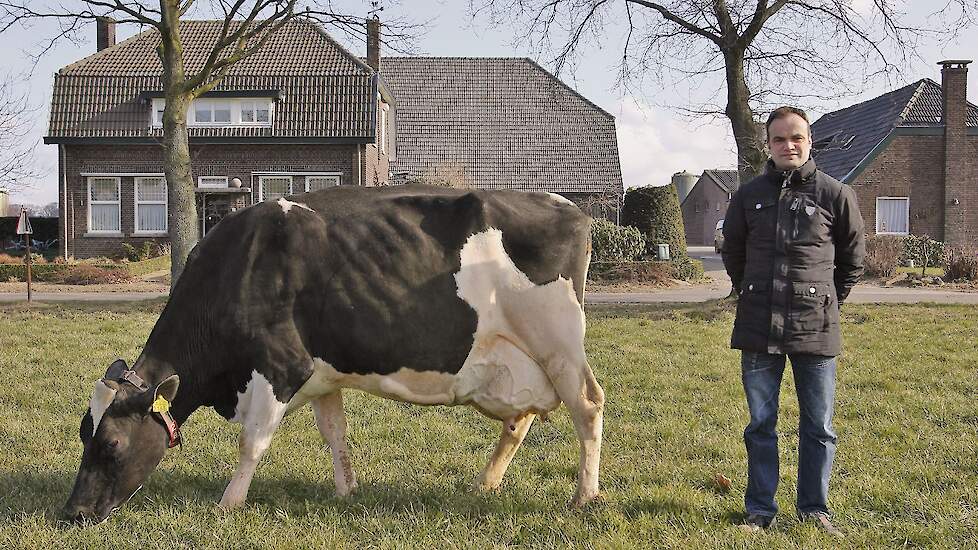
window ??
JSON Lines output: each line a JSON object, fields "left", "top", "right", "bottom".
{"left": 135, "top": 177, "right": 167, "bottom": 233}
{"left": 260, "top": 176, "right": 293, "bottom": 201}
{"left": 876, "top": 197, "right": 909, "bottom": 235}
{"left": 88, "top": 177, "right": 121, "bottom": 233}
{"left": 151, "top": 98, "right": 273, "bottom": 127}
{"left": 306, "top": 175, "right": 340, "bottom": 192}
{"left": 198, "top": 176, "right": 228, "bottom": 188}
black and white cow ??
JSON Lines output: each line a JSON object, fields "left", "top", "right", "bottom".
{"left": 64, "top": 184, "right": 604, "bottom": 523}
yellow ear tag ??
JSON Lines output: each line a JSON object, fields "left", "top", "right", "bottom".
{"left": 151, "top": 395, "right": 170, "bottom": 413}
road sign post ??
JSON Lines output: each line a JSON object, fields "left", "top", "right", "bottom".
{"left": 16, "top": 208, "right": 32, "bottom": 303}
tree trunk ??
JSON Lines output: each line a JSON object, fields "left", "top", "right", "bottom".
{"left": 723, "top": 49, "right": 767, "bottom": 185}
{"left": 160, "top": 2, "right": 197, "bottom": 285}
{"left": 162, "top": 94, "right": 196, "bottom": 284}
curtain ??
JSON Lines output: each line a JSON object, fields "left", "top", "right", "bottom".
{"left": 877, "top": 198, "right": 908, "bottom": 234}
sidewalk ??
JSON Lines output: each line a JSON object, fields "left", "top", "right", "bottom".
{"left": 2, "top": 285, "right": 977, "bottom": 304}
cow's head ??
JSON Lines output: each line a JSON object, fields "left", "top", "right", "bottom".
{"left": 62, "top": 359, "right": 180, "bottom": 524}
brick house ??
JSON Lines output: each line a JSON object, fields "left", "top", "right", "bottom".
{"left": 680, "top": 170, "right": 738, "bottom": 246}
{"left": 45, "top": 18, "right": 393, "bottom": 259}
{"left": 811, "top": 60, "right": 977, "bottom": 247}
{"left": 45, "top": 19, "right": 624, "bottom": 259}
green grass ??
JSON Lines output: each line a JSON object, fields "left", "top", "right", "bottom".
{"left": 895, "top": 266, "right": 947, "bottom": 278}
{"left": 0, "top": 300, "right": 976, "bottom": 548}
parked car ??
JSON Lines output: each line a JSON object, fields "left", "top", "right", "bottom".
{"left": 714, "top": 219, "right": 724, "bottom": 253}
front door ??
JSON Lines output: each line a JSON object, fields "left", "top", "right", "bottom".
{"left": 198, "top": 195, "right": 232, "bottom": 236}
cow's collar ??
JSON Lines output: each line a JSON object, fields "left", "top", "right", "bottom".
{"left": 103, "top": 362, "right": 149, "bottom": 392}
{"left": 103, "top": 361, "right": 181, "bottom": 448}
{"left": 154, "top": 411, "right": 182, "bottom": 449}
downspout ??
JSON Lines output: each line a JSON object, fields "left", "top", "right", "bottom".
{"left": 60, "top": 144, "right": 69, "bottom": 259}
{"left": 356, "top": 144, "right": 362, "bottom": 186}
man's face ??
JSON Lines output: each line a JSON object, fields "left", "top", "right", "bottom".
{"left": 767, "top": 113, "right": 812, "bottom": 171}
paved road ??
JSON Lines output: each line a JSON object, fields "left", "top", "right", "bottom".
{"left": 3, "top": 286, "right": 977, "bottom": 304}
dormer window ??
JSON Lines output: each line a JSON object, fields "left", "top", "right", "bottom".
{"left": 151, "top": 97, "right": 274, "bottom": 127}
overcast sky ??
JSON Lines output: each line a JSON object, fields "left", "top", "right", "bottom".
{"left": 2, "top": 0, "right": 977, "bottom": 206}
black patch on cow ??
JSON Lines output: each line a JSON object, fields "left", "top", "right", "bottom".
{"left": 137, "top": 185, "right": 591, "bottom": 414}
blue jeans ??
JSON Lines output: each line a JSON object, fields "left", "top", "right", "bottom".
{"left": 741, "top": 351, "right": 838, "bottom": 517}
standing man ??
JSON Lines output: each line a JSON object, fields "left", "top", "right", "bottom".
{"left": 721, "top": 106, "right": 865, "bottom": 537}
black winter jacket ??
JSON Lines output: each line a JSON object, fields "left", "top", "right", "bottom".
{"left": 721, "top": 159, "right": 865, "bottom": 356}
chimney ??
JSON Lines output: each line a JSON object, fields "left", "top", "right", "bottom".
{"left": 366, "top": 17, "right": 380, "bottom": 71}
{"left": 939, "top": 59, "right": 972, "bottom": 246}
{"left": 96, "top": 16, "right": 116, "bottom": 51}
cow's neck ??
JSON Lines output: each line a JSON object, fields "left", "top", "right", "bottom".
{"left": 130, "top": 353, "right": 197, "bottom": 425}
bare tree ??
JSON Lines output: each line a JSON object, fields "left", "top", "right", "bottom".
{"left": 0, "top": 72, "right": 42, "bottom": 192}
{"left": 0, "top": 1, "right": 420, "bottom": 282}
{"left": 470, "top": 1, "right": 977, "bottom": 183}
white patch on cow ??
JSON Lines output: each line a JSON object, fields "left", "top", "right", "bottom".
{"left": 276, "top": 198, "right": 314, "bottom": 214}
{"left": 292, "top": 359, "right": 457, "bottom": 411}
{"left": 547, "top": 192, "right": 575, "bottom": 207}
{"left": 229, "top": 371, "right": 288, "bottom": 425}
{"left": 88, "top": 380, "right": 118, "bottom": 437}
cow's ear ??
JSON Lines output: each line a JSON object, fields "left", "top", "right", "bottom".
{"left": 104, "top": 358, "right": 127, "bottom": 380}
{"left": 153, "top": 375, "right": 179, "bottom": 405}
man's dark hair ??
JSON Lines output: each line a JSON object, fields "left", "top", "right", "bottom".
{"left": 766, "top": 106, "right": 811, "bottom": 136}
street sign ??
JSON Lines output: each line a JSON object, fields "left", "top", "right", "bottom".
{"left": 16, "top": 208, "right": 32, "bottom": 235}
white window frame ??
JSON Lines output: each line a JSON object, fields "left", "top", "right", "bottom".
{"left": 134, "top": 176, "right": 168, "bottom": 235}
{"left": 380, "top": 103, "right": 389, "bottom": 154}
{"left": 876, "top": 196, "right": 910, "bottom": 235}
{"left": 151, "top": 97, "right": 274, "bottom": 128}
{"left": 198, "top": 176, "right": 229, "bottom": 188}
{"left": 87, "top": 177, "right": 122, "bottom": 234}
{"left": 259, "top": 175, "right": 294, "bottom": 201}
{"left": 304, "top": 174, "right": 341, "bottom": 193}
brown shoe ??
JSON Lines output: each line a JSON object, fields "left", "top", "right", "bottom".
{"left": 800, "top": 512, "right": 845, "bottom": 539}
{"left": 739, "top": 513, "right": 777, "bottom": 533}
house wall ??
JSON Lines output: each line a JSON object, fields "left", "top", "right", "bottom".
{"left": 62, "top": 142, "right": 361, "bottom": 258}
{"left": 850, "top": 135, "right": 946, "bottom": 239}
{"left": 681, "top": 178, "right": 730, "bottom": 246}
{"left": 850, "top": 133, "right": 978, "bottom": 245}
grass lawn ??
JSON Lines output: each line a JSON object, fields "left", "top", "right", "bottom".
{"left": 0, "top": 300, "right": 975, "bottom": 548}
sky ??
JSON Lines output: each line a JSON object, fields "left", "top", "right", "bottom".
{"left": 2, "top": 0, "right": 977, "bottom": 207}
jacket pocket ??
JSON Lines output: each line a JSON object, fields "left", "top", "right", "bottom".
{"left": 789, "top": 281, "right": 831, "bottom": 332}
{"left": 745, "top": 197, "right": 778, "bottom": 238}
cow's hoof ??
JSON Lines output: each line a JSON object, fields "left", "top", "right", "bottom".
{"left": 335, "top": 480, "right": 359, "bottom": 497}
{"left": 568, "top": 491, "right": 604, "bottom": 509}
{"left": 471, "top": 479, "right": 501, "bottom": 493}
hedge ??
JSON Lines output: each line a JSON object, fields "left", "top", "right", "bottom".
{"left": 589, "top": 258, "right": 705, "bottom": 283}
{"left": 0, "top": 255, "right": 169, "bottom": 282}
{"left": 621, "top": 185, "right": 688, "bottom": 259}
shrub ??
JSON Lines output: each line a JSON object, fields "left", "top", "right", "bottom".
{"left": 48, "top": 265, "right": 131, "bottom": 285}
{"left": 588, "top": 260, "right": 672, "bottom": 284}
{"left": 621, "top": 185, "right": 688, "bottom": 259}
{"left": 590, "top": 218, "right": 646, "bottom": 262}
{"left": 945, "top": 247, "right": 978, "bottom": 282}
{"left": 864, "top": 235, "right": 905, "bottom": 278}
{"left": 122, "top": 241, "right": 164, "bottom": 262}
{"left": 903, "top": 234, "right": 946, "bottom": 275}
{"left": 669, "top": 255, "right": 704, "bottom": 281}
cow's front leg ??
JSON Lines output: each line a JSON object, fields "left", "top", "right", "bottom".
{"left": 311, "top": 391, "right": 358, "bottom": 496}
{"left": 220, "top": 387, "right": 288, "bottom": 508}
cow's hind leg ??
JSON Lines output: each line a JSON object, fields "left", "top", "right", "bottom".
{"left": 311, "top": 391, "right": 359, "bottom": 496}
{"left": 219, "top": 382, "right": 288, "bottom": 508}
{"left": 474, "top": 413, "right": 535, "bottom": 492}
{"left": 546, "top": 355, "right": 604, "bottom": 507}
